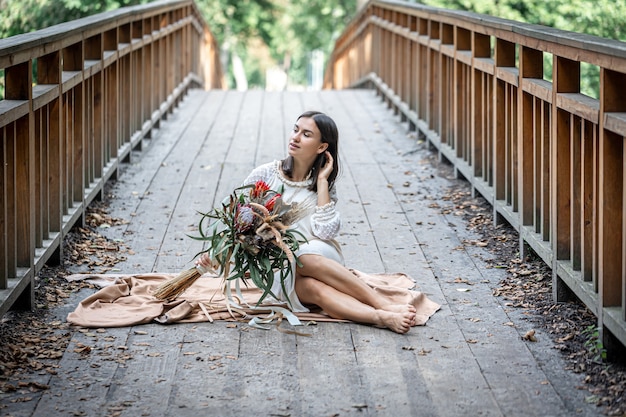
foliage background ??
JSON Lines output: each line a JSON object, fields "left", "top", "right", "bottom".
{"left": 421, "top": 0, "right": 626, "bottom": 42}
{"left": 0, "top": 0, "right": 625, "bottom": 93}
{"left": 195, "top": 0, "right": 357, "bottom": 89}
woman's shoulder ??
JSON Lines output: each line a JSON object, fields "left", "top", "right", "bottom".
{"left": 252, "top": 160, "right": 280, "bottom": 176}
{"left": 244, "top": 160, "right": 280, "bottom": 184}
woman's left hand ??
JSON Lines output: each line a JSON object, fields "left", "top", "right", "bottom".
{"left": 195, "top": 253, "right": 212, "bottom": 268}
{"left": 318, "top": 151, "right": 333, "bottom": 181}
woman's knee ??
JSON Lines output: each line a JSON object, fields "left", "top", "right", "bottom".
{"left": 297, "top": 254, "right": 330, "bottom": 275}
{"left": 295, "top": 276, "right": 326, "bottom": 304}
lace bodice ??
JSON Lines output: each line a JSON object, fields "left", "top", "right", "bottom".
{"left": 241, "top": 161, "right": 341, "bottom": 241}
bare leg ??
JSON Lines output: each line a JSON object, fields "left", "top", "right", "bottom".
{"left": 295, "top": 276, "right": 415, "bottom": 334}
{"left": 296, "top": 254, "right": 416, "bottom": 317}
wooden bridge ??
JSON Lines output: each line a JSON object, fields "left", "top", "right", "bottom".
{"left": 0, "top": 87, "right": 609, "bottom": 417}
{"left": 2, "top": 0, "right": 624, "bottom": 353}
{"left": 0, "top": 0, "right": 625, "bottom": 414}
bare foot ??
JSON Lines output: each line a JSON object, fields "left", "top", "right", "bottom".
{"left": 382, "top": 304, "right": 418, "bottom": 326}
{"left": 374, "top": 310, "right": 415, "bottom": 334}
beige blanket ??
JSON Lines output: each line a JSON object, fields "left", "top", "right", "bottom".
{"left": 66, "top": 270, "right": 440, "bottom": 328}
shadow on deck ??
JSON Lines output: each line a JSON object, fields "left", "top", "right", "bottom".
{"left": 0, "top": 89, "right": 603, "bottom": 417}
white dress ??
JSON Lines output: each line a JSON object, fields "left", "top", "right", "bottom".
{"left": 241, "top": 160, "right": 344, "bottom": 312}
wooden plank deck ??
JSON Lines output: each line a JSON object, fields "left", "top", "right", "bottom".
{"left": 2, "top": 89, "right": 602, "bottom": 417}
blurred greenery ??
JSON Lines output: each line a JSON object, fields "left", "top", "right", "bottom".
{"left": 1, "top": 0, "right": 624, "bottom": 93}
{"left": 196, "top": 0, "right": 357, "bottom": 89}
{"left": 0, "top": 0, "right": 149, "bottom": 38}
{"left": 421, "top": 0, "right": 626, "bottom": 42}
{"left": 0, "top": 0, "right": 357, "bottom": 89}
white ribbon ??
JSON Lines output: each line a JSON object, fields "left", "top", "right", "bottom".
{"left": 224, "top": 278, "right": 303, "bottom": 329}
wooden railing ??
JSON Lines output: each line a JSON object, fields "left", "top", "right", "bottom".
{"left": 325, "top": 0, "right": 626, "bottom": 349}
{"left": 0, "top": 0, "right": 224, "bottom": 316}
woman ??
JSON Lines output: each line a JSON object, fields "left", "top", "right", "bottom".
{"left": 197, "top": 111, "right": 417, "bottom": 334}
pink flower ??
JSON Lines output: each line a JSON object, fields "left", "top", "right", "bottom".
{"left": 234, "top": 204, "right": 255, "bottom": 232}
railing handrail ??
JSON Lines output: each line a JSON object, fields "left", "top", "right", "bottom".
{"left": 334, "top": 0, "right": 626, "bottom": 69}
{"left": 1, "top": 0, "right": 197, "bottom": 58}
{"left": 387, "top": 0, "right": 626, "bottom": 56}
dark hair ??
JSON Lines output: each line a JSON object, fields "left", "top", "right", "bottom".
{"left": 282, "top": 111, "right": 340, "bottom": 193}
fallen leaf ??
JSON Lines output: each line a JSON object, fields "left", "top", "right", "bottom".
{"left": 555, "top": 334, "right": 574, "bottom": 343}
{"left": 11, "top": 397, "right": 33, "bottom": 403}
{"left": 73, "top": 344, "right": 92, "bottom": 354}
{"left": 522, "top": 329, "right": 537, "bottom": 342}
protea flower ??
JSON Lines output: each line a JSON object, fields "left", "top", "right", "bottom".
{"left": 264, "top": 194, "right": 281, "bottom": 212}
{"left": 250, "top": 180, "right": 270, "bottom": 199}
{"left": 234, "top": 204, "right": 255, "bottom": 232}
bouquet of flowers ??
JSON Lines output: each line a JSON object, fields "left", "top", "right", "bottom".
{"left": 153, "top": 180, "right": 309, "bottom": 304}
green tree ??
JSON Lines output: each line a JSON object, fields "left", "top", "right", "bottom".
{"left": 267, "top": 0, "right": 356, "bottom": 86}
{"left": 197, "top": 0, "right": 357, "bottom": 89}
{"left": 2, "top": 0, "right": 624, "bottom": 92}
{"left": 195, "top": 0, "right": 279, "bottom": 89}
{"left": 0, "top": 0, "right": 148, "bottom": 38}
{"left": 0, "top": 0, "right": 357, "bottom": 89}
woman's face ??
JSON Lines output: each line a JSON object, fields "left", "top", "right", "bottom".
{"left": 288, "top": 117, "right": 327, "bottom": 161}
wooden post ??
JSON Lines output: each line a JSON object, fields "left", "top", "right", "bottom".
{"left": 493, "top": 39, "right": 515, "bottom": 206}
{"left": 472, "top": 32, "right": 490, "bottom": 180}
{"left": 1, "top": 124, "right": 6, "bottom": 286}
{"left": 598, "top": 69, "right": 625, "bottom": 319}
{"left": 37, "top": 51, "right": 63, "bottom": 261}
{"left": 5, "top": 60, "right": 35, "bottom": 307}
{"left": 580, "top": 120, "right": 597, "bottom": 284}
{"left": 519, "top": 47, "right": 542, "bottom": 233}
{"left": 104, "top": 28, "right": 119, "bottom": 163}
